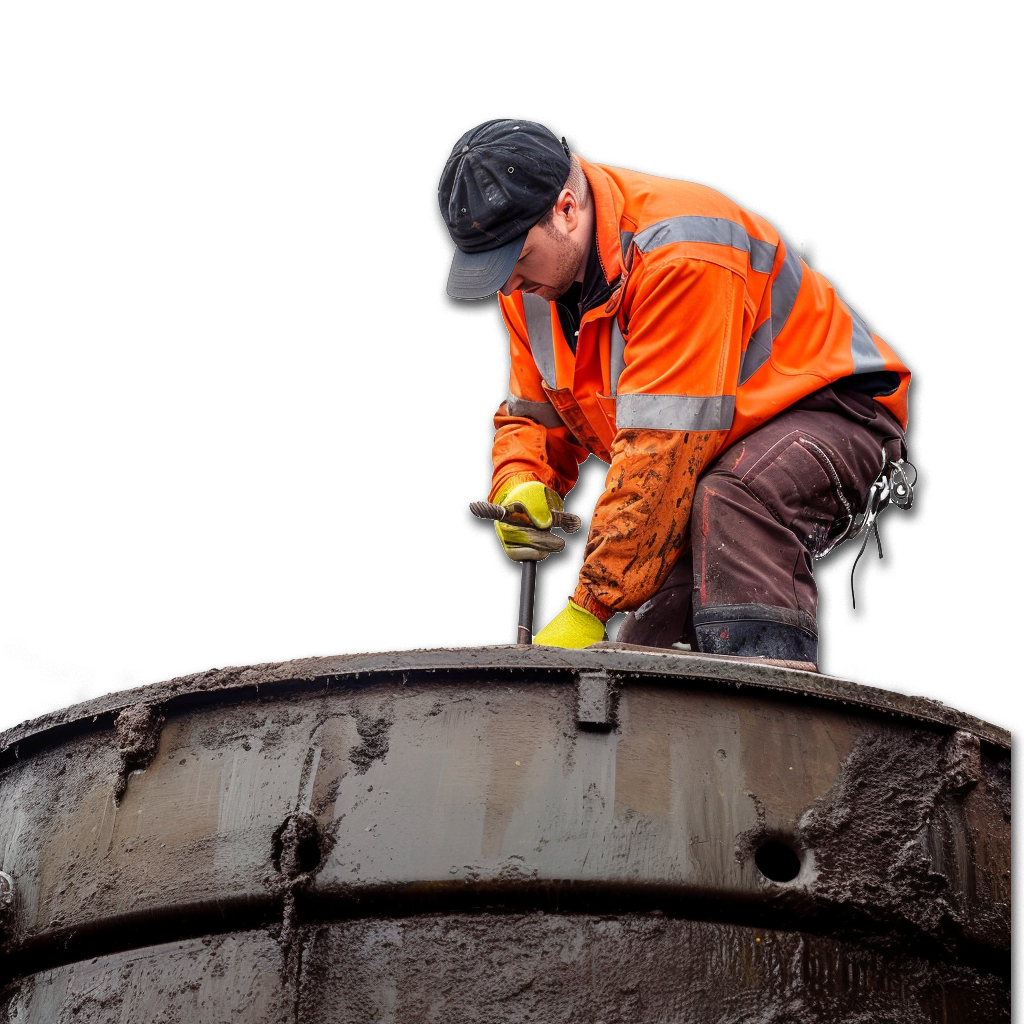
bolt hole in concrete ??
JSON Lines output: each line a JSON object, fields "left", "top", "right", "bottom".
{"left": 272, "top": 813, "right": 323, "bottom": 878}
{"left": 293, "top": 833, "right": 322, "bottom": 874}
{"left": 754, "top": 839, "right": 802, "bottom": 882}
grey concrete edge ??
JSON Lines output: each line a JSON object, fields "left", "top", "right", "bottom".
{"left": 0, "top": 645, "right": 1010, "bottom": 755}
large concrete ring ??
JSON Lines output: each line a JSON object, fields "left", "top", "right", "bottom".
{"left": 0, "top": 645, "right": 1010, "bottom": 1022}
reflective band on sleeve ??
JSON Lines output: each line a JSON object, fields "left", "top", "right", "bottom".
{"left": 616, "top": 393, "right": 735, "bottom": 431}
{"left": 848, "top": 306, "right": 887, "bottom": 374}
{"left": 506, "top": 392, "right": 565, "bottom": 428}
{"left": 521, "top": 292, "right": 556, "bottom": 385}
{"left": 633, "top": 216, "right": 778, "bottom": 274}
{"left": 631, "top": 216, "right": 792, "bottom": 390}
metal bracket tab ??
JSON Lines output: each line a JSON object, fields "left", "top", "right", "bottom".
{"left": 576, "top": 669, "right": 620, "bottom": 731}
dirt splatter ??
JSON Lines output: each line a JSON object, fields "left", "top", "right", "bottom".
{"left": 113, "top": 703, "right": 164, "bottom": 803}
{"left": 348, "top": 713, "right": 391, "bottom": 775}
{"left": 271, "top": 811, "right": 325, "bottom": 1013}
{"left": 799, "top": 727, "right": 1009, "bottom": 958}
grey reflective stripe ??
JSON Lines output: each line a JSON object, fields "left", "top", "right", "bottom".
{"left": 506, "top": 392, "right": 565, "bottom": 428}
{"left": 523, "top": 293, "right": 627, "bottom": 401}
{"left": 626, "top": 215, "right": 793, "bottom": 389}
{"left": 633, "top": 216, "right": 777, "bottom": 274}
{"left": 738, "top": 319, "right": 772, "bottom": 384}
{"left": 616, "top": 393, "right": 735, "bottom": 432}
{"left": 620, "top": 230, "right": 634, "bottom": 263}
{"left": 738, "top": 239, "right": 803, "bottom": 386}
{"left": 609, "top": 318, "right": 626, "bottom": 396}
{"left": 749, "top": 237, "right": 770, "bottom": 274}
{"left": 521, "top": 292, "right": 556, "bottom": 385}
{"left": 848, "top": 306, "right": 887, "bottom": 374}
{"left": 769, "top": 241, "right": 803, "bottom": 337}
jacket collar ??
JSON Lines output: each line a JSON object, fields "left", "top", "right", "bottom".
{"left": 578, "top": 158, "right": 630, "bottom": 315}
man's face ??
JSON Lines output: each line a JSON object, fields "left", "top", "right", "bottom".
{"left": 499, "top": 207, "right": 586, "bottom": 301}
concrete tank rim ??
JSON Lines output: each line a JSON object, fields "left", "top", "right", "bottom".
{"left": 0, "top": 644, "right": 1010, "bottom": 755}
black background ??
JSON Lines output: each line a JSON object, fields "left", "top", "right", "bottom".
{"left": 6, "top": 110, "right": 999, "bottom": 737}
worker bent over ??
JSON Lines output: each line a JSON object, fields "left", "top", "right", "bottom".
{"left": 438, "top": 120, "right": 911, "bottom": 668}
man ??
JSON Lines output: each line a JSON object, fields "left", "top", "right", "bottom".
{"left": 438, "top": 119, "right": 911, "bottom": 667}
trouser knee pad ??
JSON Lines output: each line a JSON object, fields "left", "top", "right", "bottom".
{"left": 693, "top": 603, "right": 818, "bottom": 665}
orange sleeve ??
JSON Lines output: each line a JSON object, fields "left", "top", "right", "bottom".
{"left": 572, "top": 428, "right": 723, "bottom": 620}
{"left": 489, "top": 403, "right": 587, "bottom": 501}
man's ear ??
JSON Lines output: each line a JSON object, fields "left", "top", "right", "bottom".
{"left": 556, "top": 188, "right": 579, "bottom": 231}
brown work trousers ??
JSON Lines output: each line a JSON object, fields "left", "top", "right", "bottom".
{"left": 616, "top": 386, "right": 906, "bottom": 667}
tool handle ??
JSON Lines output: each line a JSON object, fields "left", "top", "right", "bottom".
{"left": 518, "top": 560, "right": 536, "bottom": 645}
{"left": 469, "top": 501, "right": 582, "bottom": 534}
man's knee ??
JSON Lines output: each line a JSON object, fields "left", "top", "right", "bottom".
{"left": 616, "top": 551, "right": 695, "bottom": 649}
{"left": 692, "top": 603, "right": 818, "bottom": 665}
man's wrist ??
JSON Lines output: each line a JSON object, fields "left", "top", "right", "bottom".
{"left": 490, "top": 472, "right": 539, "bottom": 505}
{"left": 572, "top": 585, "right": 614, "bottom": 624}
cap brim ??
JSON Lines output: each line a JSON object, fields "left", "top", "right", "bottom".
{"left": 447, "top": 234, "right": 526, "bottom": 299}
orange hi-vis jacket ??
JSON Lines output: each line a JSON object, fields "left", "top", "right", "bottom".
{"left": 490, "top": 158, "right": 911, "bottom": 622}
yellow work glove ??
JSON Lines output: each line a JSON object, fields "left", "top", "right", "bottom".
{"left": 534, "top": 600, "right": 606, "bottom": 648}
{"left": 493, "top": 480, "right": 566, "bottom": 562}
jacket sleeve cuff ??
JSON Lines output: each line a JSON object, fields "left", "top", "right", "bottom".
{"left": 489, "top": 472, "right": 539, "bottom": 505}
{"left": 572, "top": 585, "right": 615, "bottom": 624}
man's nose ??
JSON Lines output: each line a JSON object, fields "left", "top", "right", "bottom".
{"left": 499, "top": 275, "right": 518, "bottom": 297}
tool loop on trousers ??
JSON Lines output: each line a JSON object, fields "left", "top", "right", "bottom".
{"left": 849, "top": 458, "right": 917, "bottom": 608}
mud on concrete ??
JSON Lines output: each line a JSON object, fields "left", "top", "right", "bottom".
{"left": 1, "top": 914, "right": 1007, "bottom": 1023}
{"left": 0, "top": 649, "right": 1009, "bottom": 1021}
{"left": 798, "top": 727, "right": 1010, "bottom": 959}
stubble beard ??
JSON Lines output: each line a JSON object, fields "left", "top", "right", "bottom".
{"left": 538, "top": 224, "right": 584, "bottom": 301}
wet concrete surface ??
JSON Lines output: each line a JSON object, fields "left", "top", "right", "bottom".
{"left": 0, "top": 646, "right": 1010, "bottom": 1020}
{"left": 1, "top": 917, "right": 1007, "bottom": 1023}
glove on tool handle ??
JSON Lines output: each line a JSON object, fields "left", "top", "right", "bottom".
{"left": 469, "top": 501, "right": 582, "bottom": 534}
{"left": 469, "top": 499, "right": 582, "bottom": 645}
